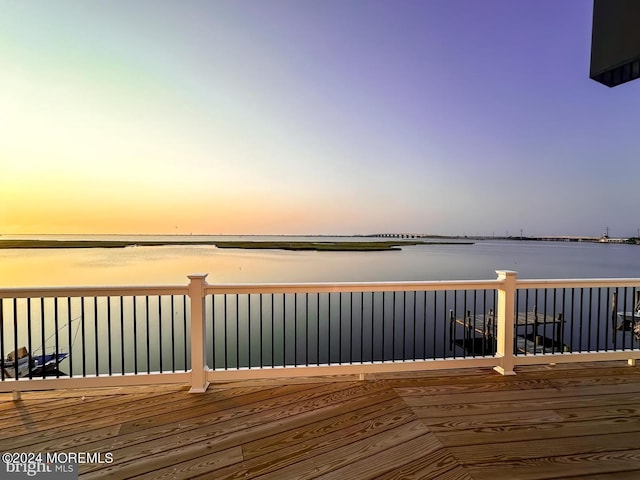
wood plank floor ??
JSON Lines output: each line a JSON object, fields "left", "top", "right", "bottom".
{"left": 2, "top": 361, "right": 640, "bottom": 479}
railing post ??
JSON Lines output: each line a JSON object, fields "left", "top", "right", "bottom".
{"left": 188, "top": 274, "right": 210, "bottom": 393}
{"left": 494, "top": 270, "right": 517, "bottom": 375}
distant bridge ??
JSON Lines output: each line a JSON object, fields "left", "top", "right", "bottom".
{"left": 368, "top": 234, "right": 628, "bottom": 243}
{"left": 370, "top": 233, "right": 428, "bottom": 239}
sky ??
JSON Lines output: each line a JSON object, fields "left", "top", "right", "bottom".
{"left": 1, "top": 0, "right": 639, "bottom": 237}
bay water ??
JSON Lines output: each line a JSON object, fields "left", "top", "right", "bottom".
{"left": 2, "top": 235, "right": 640, "bottom": 287}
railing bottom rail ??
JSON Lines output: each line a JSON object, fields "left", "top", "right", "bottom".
{"left": 205, "top": 357, "right": 499, "bottom": 382}
{"left": 0, "top": 372, "right": 190, "bottom": 393}
{"left": 513, "top": 350, "right": 640, "bottom": 366}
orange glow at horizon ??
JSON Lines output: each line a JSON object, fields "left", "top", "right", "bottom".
{"left": 1, "top": 176, "right": 364, "bottom": 235}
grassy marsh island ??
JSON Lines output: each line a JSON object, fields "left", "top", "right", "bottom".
{"left": 212, "top": 241, "right": 473, "bottom": 251}
{"left": 0, "top": 239, "right": 473, "bottom": 251}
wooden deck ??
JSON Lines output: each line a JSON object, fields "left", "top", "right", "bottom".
{"left": 2, "top": 362, "right": 640, "bottom": 479}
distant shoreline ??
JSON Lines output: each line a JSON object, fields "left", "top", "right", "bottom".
{"left": 0, "top": 239, "right": 474, "bottom": 252}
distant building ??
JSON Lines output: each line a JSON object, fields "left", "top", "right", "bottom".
{"left": 590, "top": 0, "right": 640, "bottom": 87}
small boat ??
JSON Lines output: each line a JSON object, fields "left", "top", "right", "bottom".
{"left": 617, "top": 310, "right": 640, "bottom": 331}
{"left": 1, "top": 347, "right": 69, "bottom": 378}
{"left": 613, "top": 290, "right": 640, "bottom": 338}
{"left": 616, "top": 297, "right": 640, "bottom": 337}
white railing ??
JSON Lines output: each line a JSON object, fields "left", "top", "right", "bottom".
{"left": 1, "top": 270, "right": 639, "bottom": 393}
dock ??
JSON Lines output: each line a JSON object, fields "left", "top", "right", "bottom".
{"left": 452, "top": 308, "right": 567, "bottom": 355}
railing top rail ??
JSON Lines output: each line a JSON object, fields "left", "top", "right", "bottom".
{"left": 3, "top": 276, "right": 640, "bottom": 299}
{"left": 516, "top": 278, "right": 640, "bottom": 289}
{"left": 0, "top": 285, "right": 189, "bottom": 299}
{"left": 204, "top": 279, "right": 500, "bottom": 295}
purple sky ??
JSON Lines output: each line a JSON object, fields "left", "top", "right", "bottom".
{"left": 3, "top": 0, "right": 639, "bottom": 237}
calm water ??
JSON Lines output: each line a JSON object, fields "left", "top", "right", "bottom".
{"left": 1, "top": 235, "right": 640, "bottom": 287}
{"left": 2, "top": 235, "right": 639, "bottom": 375}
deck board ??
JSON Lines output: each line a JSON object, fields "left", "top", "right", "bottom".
{"left": 466, "top": 449, "right": 640, "bottom": 480}
{"left": 314, "top": 433, "right": 445, "bottom": 480}
{"left": 399, "top": 381, "right": 640, "bottom": 407}
{"left": 436, "top": 415, "right": 640, "bottom": 446}
{"left": 2, "top": 361, "right": 640, "bottom": 479}
{"left": 410, "top": 391, "right": 640, "bottom": 418}
{"left": 375, "top": 447, "right": 474, "bottom": 480}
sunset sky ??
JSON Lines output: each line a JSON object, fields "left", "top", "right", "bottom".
{"left": 2, "top": 0, "right": 639, "bottom": 237}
